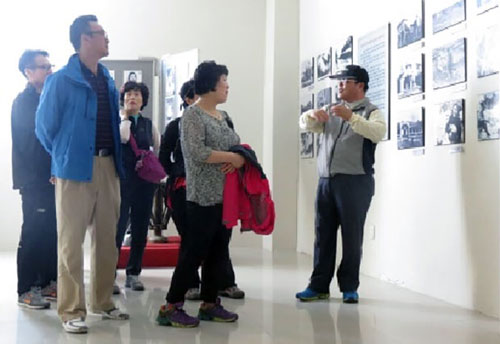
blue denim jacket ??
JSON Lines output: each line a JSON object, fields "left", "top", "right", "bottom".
{"left": 35, "top": 54, "right": 124, "bottom": 181}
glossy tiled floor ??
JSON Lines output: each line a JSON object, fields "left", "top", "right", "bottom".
{"left": 0, "top": 248, "right": 499, "bottom": 343}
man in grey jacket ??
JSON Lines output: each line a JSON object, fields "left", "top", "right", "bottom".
{"left": 296, "top": 65, "right": 386, "bottom": 303}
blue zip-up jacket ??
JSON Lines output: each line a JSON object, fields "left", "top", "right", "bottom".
{"left": 35, "top": 54, "right": 124, "bottom": 181}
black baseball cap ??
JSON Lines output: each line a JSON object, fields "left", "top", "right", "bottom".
{"left": 329, "top": 64, "right": 369, "bottom": 85}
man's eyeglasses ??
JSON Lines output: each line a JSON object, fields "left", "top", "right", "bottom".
{"left": 337, "top": 78, "right": 358, "bottom": 84}
{"left": 85, "top": 30, "right": 108, "bottom": 39}
{"left": 29, "top": 64, "right": 54, "bottom": 71}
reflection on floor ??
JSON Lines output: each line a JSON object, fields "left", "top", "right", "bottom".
{"left": 0, "top": 248, "right": 499, "bottom": 344}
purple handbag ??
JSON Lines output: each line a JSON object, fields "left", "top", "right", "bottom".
{"left": 128, "top": 134, "right": 166, "bottom": 183}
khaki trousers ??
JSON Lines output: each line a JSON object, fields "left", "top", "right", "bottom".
{"left": 55, "top": 157, "right": 120, "bottom": 322}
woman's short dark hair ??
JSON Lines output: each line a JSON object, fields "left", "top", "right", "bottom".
{"left": 179, "top": 79, "right": 195, "bottom": 110}
{"left": 18, "top": 50, "right": 49, "bottom": 77}
{"left": 70, "top": 15, "right": 98, "bottom": 51}
{"left": 193, "top": 61, "right": 228, "bottom": 95}
{"left": 120, "top": 81, "right": 149, "bottom": 110}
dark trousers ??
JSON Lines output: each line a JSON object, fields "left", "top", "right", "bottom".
{"left": 166, "top": 202, "right": 232, "bottom": 304}
{"left": 116, "top": 176, "right": 157, "bottom": 276}
{"left": 170, "top": 186, "right": 236, "bottom": 289}
{"left": 17, "top": 184, "right": 57, "bottom": 295}
{"left": 309, "top": 174, "right": 374, "bottom": 293}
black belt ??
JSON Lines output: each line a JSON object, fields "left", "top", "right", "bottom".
{"left": 95, "top": 148, "right": 112, "bottom": 157}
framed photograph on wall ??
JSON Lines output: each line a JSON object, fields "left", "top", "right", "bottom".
{"left": 334, "top": 36, "right": 353, "bottom": 72}
{"left": 432, "top": 0, "right": 466, "bottom": 34}
{"left": 397, "top": 0, "right": 424, "bottom": 48}
{"left": 164, "top": 96, "right": 176, "bottom": 123}
{"left": 432, "top": 38, "right": 467, "bottom": 89}
{"left": 301, "top": 58, "right": 314, "bottom": 88}
{"left": 317, "top": 49, "right": 332, "bottom": 80}
{"left": 300, "top": 132, "right": 314, "bottom": 159}
{"left": 477, "top": 91, "right": 500, "bottom": 140}
{"left": 124, "top": 70, "right": 142, "bottom": 83}
{"left": 435, "top": 99, "right": 465, "bottom": 145}
{"left": 163, "top": 65, "right": 176, "bottom": 97}
{"left": 477, "top": 25, "right": 499, "bottom": 78}
{"left": 317, "top": 87, "right": 332, "bottom": 108}
{"left": 397, "top": 107, "right": 425, "bottom": 149}
{"left": 358, "top": 24, "right": 391, "bottom": 140}
{"left": 477, "top": 0, "right": 499, "bottom": 14}
{"left": 397, "top": 53, "right": 424, "bottom": 98}
{"left": 300, "top": 93, "right": 314, "bottom": 116}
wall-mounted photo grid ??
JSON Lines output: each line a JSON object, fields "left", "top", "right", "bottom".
{"left": 298, "top": 0, "right": 500, "bottom": 161}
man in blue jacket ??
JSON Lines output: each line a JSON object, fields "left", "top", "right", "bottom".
{"left": 12, "top": 49, "right": 56, "bottom": 310}
{"left": 35, "top": 15, "right": 128, "bottom": 334}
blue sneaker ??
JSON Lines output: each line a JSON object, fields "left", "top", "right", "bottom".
{"left": 295, "top": 287, "right": 329, "bottom": 302}
{"left": 343, "top": 291, "right": 359, "bottom": 304}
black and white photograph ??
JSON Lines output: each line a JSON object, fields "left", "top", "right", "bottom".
{"left": 164, "top": 96, "right": 176, "bottom": 123}
{"left": 433, "top": 38, "right": 466, "bottom": 89}
{"left": 300, "top": 132, "right": 314, "bottom": 159}
{"left": 317, "top": 49, "right": 332, "bottom": 80}
{"left": 477, "top": 25, "right": 499, "bottom": 78}
{"left": 358, "top": 24, "right": 391, "bottom": 140}
{"left": 435, "top": 99, "right": 465, "bottom": 145}
{"left": 477, "top": 91, "right": 500, "bottom": 140}
{"left": 301, "top": 58, "right": 314, "bottom": 88}
{"left": 397, "top": 0, "right": 424, "bottom": 48}
{"left": 397, "top": 108, "right": 425, "bottom": 149}
{"left": 432, "top": 0, "right": 466, "bottom": 34}
{"left": 317, "top": 87, "right": 332, "bottom": 108}
{"left": 397, "top": 53, "right": 424, "bottom": 98}
{"left": 163, "top": 65, "right": 176, "bottom": 97}
{"left": 124, "top": 70, "right": 142, "bottom": 83}
{"left": 477, "top": 0, "right": 499, "bottom": 13}
{"left": 300, "top": 93, "right": 314, "bottom": 116}
{"left": 334, "top": 36, "right": 353, "bottom": 72}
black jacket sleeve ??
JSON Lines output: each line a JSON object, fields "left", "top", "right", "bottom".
{"left": 159, "top": 118, "right": 180, "bottom": 175}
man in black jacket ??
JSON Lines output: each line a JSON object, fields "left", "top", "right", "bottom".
{"left": 11, "top": 50, "right": 57, "bottom": 309}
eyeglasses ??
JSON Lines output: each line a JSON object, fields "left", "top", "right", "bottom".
{"left": 28, "top": 64, "right": 54, "bottom": 71}
{"left": 85, "top": 30, "right": 108, "bottom": 39}
{"left": 337, "top": 78, "right": 358, "bottom": 84}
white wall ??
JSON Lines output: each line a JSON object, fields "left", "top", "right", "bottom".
{"left": 298, "top": 0, "right": 500, "bottom": 318}
{"left": 262, "top": 0, "right": 300, "bottom": 251}
{"left": 0, "top": 0, "right": 268, "bottom": 251}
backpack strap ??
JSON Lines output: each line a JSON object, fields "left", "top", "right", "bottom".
{"left": 128, "top": 134, "right": 141, "bottom": 158}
